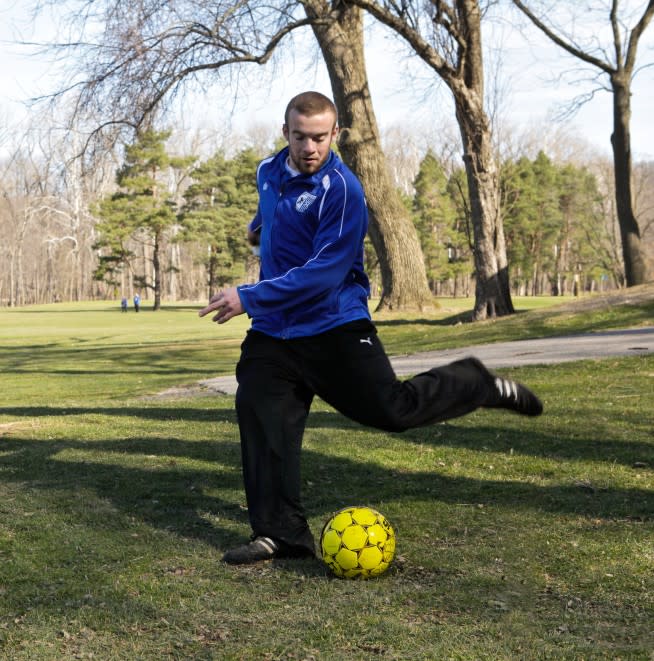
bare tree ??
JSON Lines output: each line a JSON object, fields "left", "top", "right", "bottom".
{"left": 32, "top": 0, "right": 434, "bottom": 310}
{"left": 633, "top": 160, "right": 654, "bottom": 244}
{"left": 512, "top": 0, "right": 654, "bottom": 287}
{"left": 0, "top": 114, "right": 118, "bottom": 306}
{"left": 301, "top": 0, "right": 433, "bottom": 309}
{"left": 345, "top": 0, "right": 515, "bottom": 319}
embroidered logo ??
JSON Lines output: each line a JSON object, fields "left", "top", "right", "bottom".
{"left": 263, "top": 182, "right": 269, "bottom": 191}
{"left": 295, "top": 192, "right": 317, "bottom": 213}
{"left": 360, "top": 337, "right": 373, "bottom": 346}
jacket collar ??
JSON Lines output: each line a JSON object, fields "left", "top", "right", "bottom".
{"left": 275, "top": 147, "right": 338, "bottom": 185}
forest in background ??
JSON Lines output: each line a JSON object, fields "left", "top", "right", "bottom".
{"left": 1, "top": 1, "right": 652, "bottom": 310}
{"left": 1, "top": 121, "right": 652, "bottom": 308}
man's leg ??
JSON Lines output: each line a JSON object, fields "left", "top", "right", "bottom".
{"left": 225, "top": 331, "right": 315, "bottom": 564}
{"left": 303, "top": 320, "right": 542, "bottom": 432}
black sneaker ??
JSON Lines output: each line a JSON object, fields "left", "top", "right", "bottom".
{"left": 487, "top": 374, "right": 543, "bottom": 416}
{"left": 222, "top": 536, "right": 280, "bottom": 565}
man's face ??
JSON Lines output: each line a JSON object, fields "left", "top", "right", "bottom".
{"left": 283, "top": 109, "right": 338, "bottom": 175}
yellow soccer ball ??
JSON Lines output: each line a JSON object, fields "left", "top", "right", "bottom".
{"left": 320, "top": 506, "right": 396, "bottom": 579}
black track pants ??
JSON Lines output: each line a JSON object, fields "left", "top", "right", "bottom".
{"left": 234, "top": 319, "right": 493, "bottom": 551}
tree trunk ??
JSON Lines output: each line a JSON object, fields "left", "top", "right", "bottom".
{"left": 344, "top": 0, "right": 515, "bottom": 319}
{"left": 153, "top": 230, "right": 162, "bottom": 311}
{"left": 302, "top": 0, "right": 434, "bottom": 311}
{"left": 454, "top": 91, "right": 514, "bottom": 319}
{"left": 611, "top": 75, "right": 648, "bottom": 286}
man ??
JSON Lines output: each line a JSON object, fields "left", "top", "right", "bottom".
{"left": 199, "top": 91, "right": 542, "bottom": 565}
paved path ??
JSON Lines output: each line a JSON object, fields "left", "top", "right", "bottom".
{"left": 196, "top": 326, "right": 653, "bottom": 396}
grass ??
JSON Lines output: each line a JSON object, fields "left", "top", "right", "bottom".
{"left": 0, "top": 294, "right": 652, "bottom": 659}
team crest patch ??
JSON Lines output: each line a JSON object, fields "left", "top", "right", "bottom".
{"left": 295, "top": 192, "right": 317, "bottom": 213}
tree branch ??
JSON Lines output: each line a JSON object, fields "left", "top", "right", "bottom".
{"left": 624, "top": 0, "right": 654, "bottom": 73}
{"left": 511, "top": 0, "right": 615, "bottom": 74}
{"left": 345, "top": 0, "right": 454, "bottom": 79}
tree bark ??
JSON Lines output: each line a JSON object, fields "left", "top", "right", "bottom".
{"left": 454, "top": 89, "right": 514, "bottom": 318}
{"left": 153, "top": 229, "right": 162, "bottom": 311}
{"left": 302, "top": 0, "right": 435, "bottom": 311}
{"left": 511, "top": 0, "right": 654, "bottom": 287}
{"left": 611, "top": 74, "right": 647, "bottom": 286}
{"left": 346, "top": 0, "right": 515, "bottom": 319}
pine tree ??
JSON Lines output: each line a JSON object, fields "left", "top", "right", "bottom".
{"left": 94, "top": 129, "right": 192, "bottom": 309}
{"left": 412, "top": 151, "right": 472, "bottom": 296}
{"left": 180, "top": 148, "right": 260, "bottom": 298}
{"left": 501, "top": 152, "right": 561, "bottom": 294}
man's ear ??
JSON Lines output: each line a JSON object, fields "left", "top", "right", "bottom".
{"left": 282, "top": 124, "right": 289, "bottom": 140}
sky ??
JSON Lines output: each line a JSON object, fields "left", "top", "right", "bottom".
{"left": 1, "top": 1, "right": 653, "bottom": 162}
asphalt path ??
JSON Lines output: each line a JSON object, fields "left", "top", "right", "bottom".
{"left": 197, "top": 326, "right": 653, "bottom": 396}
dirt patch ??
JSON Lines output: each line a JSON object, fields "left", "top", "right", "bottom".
{"left": 142, "top": 383, "right": 217, "bottom": 400}
{"left": 0, "top": 421, "right": 37, "bottom": 436}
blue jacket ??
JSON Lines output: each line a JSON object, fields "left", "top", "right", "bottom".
{"left": 237, "top": 147, "right": 371, "bottom": 339}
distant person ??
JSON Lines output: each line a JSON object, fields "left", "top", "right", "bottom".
{"left": 199, "top": 91, "right": 543, "bottom": 565}
{"left": 133, "top": 294, "right": 140, "bottom": 312}
{"left": 121, "top": 297, "right": 128, "bottom": 312}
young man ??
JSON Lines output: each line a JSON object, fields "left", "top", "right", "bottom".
{"left": 199, "top": 91, "right": 543, "bottom": 565}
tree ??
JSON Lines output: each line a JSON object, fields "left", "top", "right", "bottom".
{"left": 500, "top": 151, "right": 617, "bottom": 294}
{"left": 512, "top": 0, "right": 654, "bottom": 287}
{"left": 180, "top": 148, "right": 260, "bottom": 298}
{"left": 344, "top": 0, "right": 515, "bottom": 319}
{"left": 501, "top": 152, "right": 562, "bottom": 294}
{"left": 35, "top": 0, "right": 434, "bottom": 311}
{"left": 412, "top": 151, "right": 471, "bottom": 294}
{"left": 0, "top": 107, "right": 121, "bottom": 306}
{"left": 95, "top": 129, "right": 193, "bottom": 309}
{"left": 302, "top": 0, "right": 434, "bottom": 310}
{"left": 446, "top": 167, "right": 476, "bottom": 296}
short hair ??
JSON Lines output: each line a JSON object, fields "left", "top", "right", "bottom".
{"left": 284, "top": 91, "right": 338, "bottom": 127}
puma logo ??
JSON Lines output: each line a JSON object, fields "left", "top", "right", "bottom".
{"left": 360, "top": 337, "right": 373, "bottom": 346}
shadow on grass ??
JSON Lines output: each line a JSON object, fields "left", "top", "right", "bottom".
{"left": 374, "top": 311, "right": 476, "bottom": 327}
{"left": 375, "top": 304, "right": 654, "bottom": 337}
{"left": 0, "top": 406, "right": 651, "bottom": 566}
{"left": 2, "top": 404, "right": 651, "bottom": 468}
{"left": 0, "top": 344, "right": 236, "bottom": 378}
{"left": 310, "top": 411, "right": 654, "bottom": 472}
{"left": 301, "top": 444, "right": 654, "bottom": 521}
{"left": 0, "top": 434, "right": 248, "bottom": 550}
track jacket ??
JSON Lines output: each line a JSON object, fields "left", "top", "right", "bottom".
{"left": 237, "top": 146, "right": 371, "bottom": 339}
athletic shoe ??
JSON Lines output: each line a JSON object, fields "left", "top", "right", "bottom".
{"left": 466, "top": 356, "right": 543, "bottom": 416}
{"left": 222, "top": 536, "right": 280, "bottom": 564}
{"left": 222, "top": 536, "right": 316, "bottom": 565}
{"left": 487, "top": 374, "right": 543, "bottom": 416}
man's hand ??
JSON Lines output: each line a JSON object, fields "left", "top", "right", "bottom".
{"left": 198, "top": 287, "right": 245, "bottom": 324}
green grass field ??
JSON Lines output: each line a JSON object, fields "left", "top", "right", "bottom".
{"left": 1, "top": 295, "right": 652, "bottom": 660}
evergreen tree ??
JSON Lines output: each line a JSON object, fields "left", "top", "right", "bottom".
{"left": 180, "top": 148, "right": 260, "bottom": 298}
{"left": 501, "top": 152, "right": 610, "bottom": 295}
{"left": 412, "top": 151, "right": 472, "bottom": 295}
{"left": 412, "top": 151, "right": 454, "bottom": 293}
{"left": 444, "top": 168, "right": 474, "bottom": 296}
{"left": 94, "top": 129, "right": 192, "bottom": 309}
{"left": 557, "top": 164, "right": 615, "bottom": 292}
{"left": 501, "top": 151, "right": 561, "bottom": 294}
